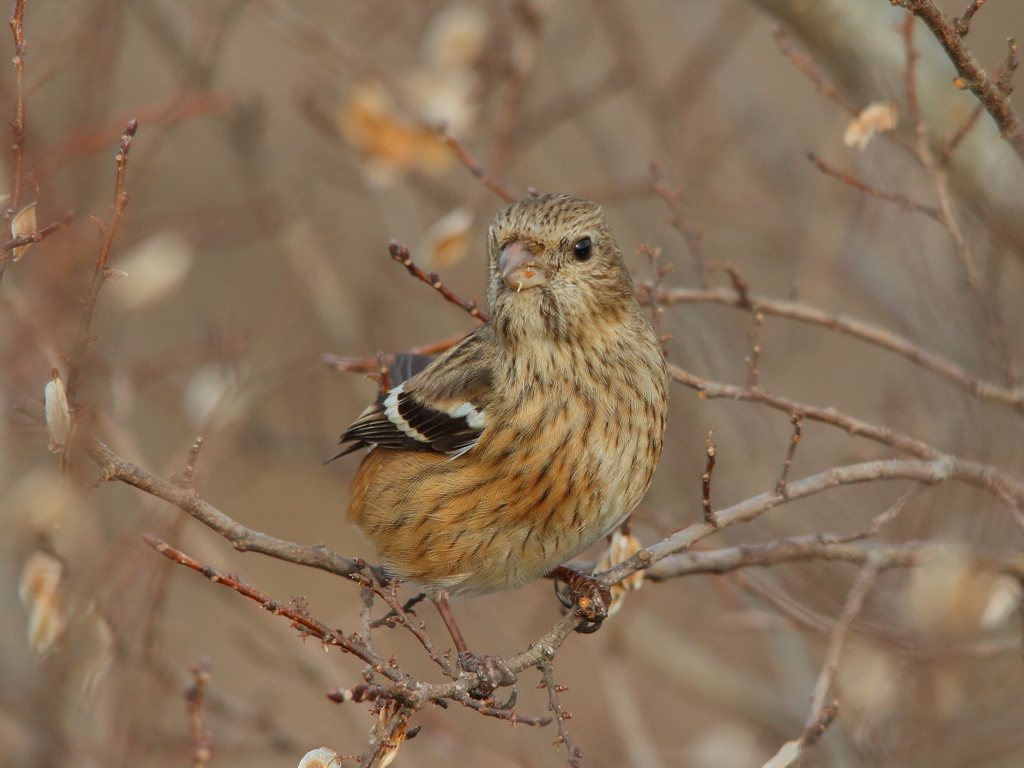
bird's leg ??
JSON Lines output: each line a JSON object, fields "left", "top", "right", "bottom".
{"left": 432, "top": 597, "right": 517, "bottom": 699}
{"left": 547, "top": 565, "right": 613, "bottom": 634}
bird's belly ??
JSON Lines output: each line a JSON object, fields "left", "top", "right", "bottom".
{"left": 347, "top": 436, "right": 649, "bottom": 598}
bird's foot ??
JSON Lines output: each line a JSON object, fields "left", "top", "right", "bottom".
{"left": 458, "top": 651, "right": 518, "bottom": 700}
{"left": 549, "top": 565, "right": 612, "bottom": 634}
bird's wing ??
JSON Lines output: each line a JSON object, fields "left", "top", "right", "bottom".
{"left": 337, "top": 327, "right": 495, "bottom": 457}
{"left": 390, "top": 353, "right": 434, "bottom": 385}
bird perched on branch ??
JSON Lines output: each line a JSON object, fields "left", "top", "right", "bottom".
{"left": 338, "top": 194, "right": 667, "bottom": 689}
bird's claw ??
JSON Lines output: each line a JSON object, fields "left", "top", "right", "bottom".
{"left": 552, "top": 568, "right": 612, "bottom": 633}
{"left": 458, "top": 651, "right": 517, "bottom": 699}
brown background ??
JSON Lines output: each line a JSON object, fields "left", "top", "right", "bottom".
{"left": 2, "top": 0, "right": 1024, "bottom": 766}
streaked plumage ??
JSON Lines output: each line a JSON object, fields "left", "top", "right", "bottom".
{"left": 341, "top": 194, "right": 668, "bottom": 600}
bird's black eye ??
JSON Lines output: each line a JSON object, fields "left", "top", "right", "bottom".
{"left": 573, "top": 237, "right": 592, "bottom": 261}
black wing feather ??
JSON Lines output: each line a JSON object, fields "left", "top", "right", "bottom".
{"left": 332, "top": 328, "right": 493, "bottom": 461}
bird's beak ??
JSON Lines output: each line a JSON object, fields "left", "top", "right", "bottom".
{"left": 499, "top": 241, "right": 550, "bottom": 291}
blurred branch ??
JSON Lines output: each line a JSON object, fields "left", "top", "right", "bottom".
{"left": 646, "top": 536, "right": 1024, "bottom": 581}
{"left": 323, "top": 332, "right": 468, "bottom": 375}
{"left": 0, "top": 210, "right": 73, "bottom": 279}
{"left": 66, "top": 120, "right": 138, "bottom": 401}
{"left": 800, "top": 554, "right": 881, "bottom": 751}
{"left": 770, "top": 24, "right": 858, "bottom": 114}
{"left": 8, "top": 0, "right": 27, "bottom": 216}
{"left": 807, "top": 152, "right": 940, "bottom": 219}
{"left": 643, "top": 286, "right": 1024, "bottom": 414}
{"left": 664, "top": 365, "right": 1024, "bottom": 502}
{"left": 651, "top": 165, "right": 707, "bottom": 287}
{"left": 40, "top": 92, "right": 235, "bottom": 181}
{"left": 185, "top": 658, "right": 213, "bottom": 768}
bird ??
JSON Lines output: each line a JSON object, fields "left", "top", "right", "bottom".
{"left": 338, "top": 194, "right": 668, "bottom": 689}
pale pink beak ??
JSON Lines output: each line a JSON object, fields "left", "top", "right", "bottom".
{"left": 499, "top": 241, "right": 550, "bottom": 291}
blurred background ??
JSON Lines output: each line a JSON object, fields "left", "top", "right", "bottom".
{"left": 2, "top": 0, "right": 1024, "bottom": 766}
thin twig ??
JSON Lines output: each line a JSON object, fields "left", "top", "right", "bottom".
{"left": 702, "top": 431, "right": 718, "bottom": 527}
{"left": 388, "top": 241, "right": 489, "bottom": 323}
{"left": 638, "top": 244, "right": 672, "bottom": 347}
{"left": 745, "top": 312, "right": 763, "bottom": 388}
{"left": 440, "top": 129, "right": 517, "bottom": 203}
{"left": 997, "top": 37, "right": 1019, "bottom": 96}
{"left": 939, "top": 103, "right": 984, "bottom": 160}
{"left": 807, "top": 153, "right": 940, "bottom": 220}
{"left": 375, "top": 351, "right": 392, "bottom": 395}
{"left": 539, "top": 663, "right": 582, "bottom": 768}
{"left": 801, "top": 554, "right": 883, "bottom": 749}
{"left": 770, "top": 24, "right": 859, "bottom": 115}
{"left": 174, "top": 437, "right": 204, "bottom": 489}
{"left": 143, "top": 535, "right": 393, "bottom": 671}
{"left": 353, "top": 563, "right": 457, "bottom": 679}
{"left": 651, "top": 166, "right": 707, "bottom": 287}
{"left": 775, "top": 414, "right": 802, "bottom": 496}
{"left": 838, "top": 483, "right": 921, "bottom": 542}
{"left": 0, "top": 210, "right": 74, "bottom": 280}
{"left": 185, "top": 657, "right": 213, "bottom": 768}
{"left": 66, "top": 120, "right": 138, "bottom": 402}
{"left": 954, "top": 0, "right": 986, "bottom": 36}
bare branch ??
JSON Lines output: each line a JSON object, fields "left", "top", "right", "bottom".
{"left": 645, "top": 535, "right": 1024, "bottom": 582}
{"left": 388, "top": 241, "right": 488, "bottom": 323}
{"left": 143, "top": 535, "right": 396, "bottom": 674}
{"left": 895, "top": 0, "right": 1024, "bottom": 160}
{"left": 85, "top": 434, "right": 374, "bottom": 580}
{"left": 649, "top": 287, "right": 1024, "bottom": 414}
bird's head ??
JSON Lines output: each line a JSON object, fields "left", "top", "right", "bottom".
{"left": 486, "top": 194, "right": 639, "bottom": 345}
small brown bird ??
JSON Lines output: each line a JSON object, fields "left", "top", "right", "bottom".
{"left": 339, "top": 194, "right": 667, "bottom": 684}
